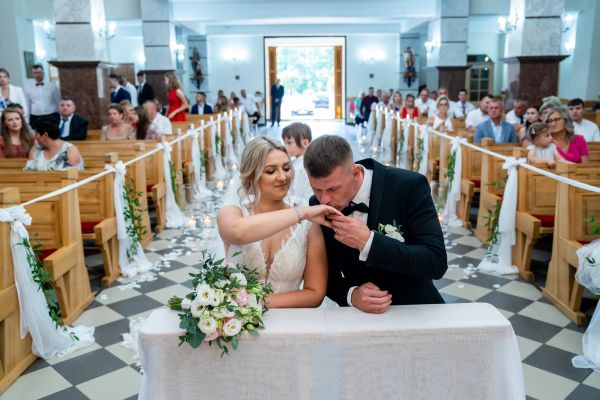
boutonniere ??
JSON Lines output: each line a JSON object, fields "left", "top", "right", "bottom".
{"left": 378, "top": 221, "right": 404, "bottom": 242}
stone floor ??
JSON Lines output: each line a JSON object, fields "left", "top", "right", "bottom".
{"left": 1, "top": 120, "right": 599, "bottom": 400}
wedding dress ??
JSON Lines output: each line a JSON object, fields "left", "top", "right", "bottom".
{"left": 226, "top": 205, "right": 311, "bottom": 294}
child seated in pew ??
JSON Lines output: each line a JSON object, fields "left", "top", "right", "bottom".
{"left": 526, "top": 122, "right": 566, "bottom": 169}
{"left": 282, "top": 122, "right": 312, "bottom": 206}
{"left": 25, "top": 116, "right": 84, "bottom": 171}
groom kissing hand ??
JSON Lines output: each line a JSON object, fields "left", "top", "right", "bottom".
{"left": 305, "top": 135, "right": 447, "bottom": 314}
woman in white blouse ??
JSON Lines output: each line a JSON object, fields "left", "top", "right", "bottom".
{"left": 428, "top": 95, "right": 453, "bottom": 132}
{"left": 0, "top": 68, "right": 28, "bottom": 119}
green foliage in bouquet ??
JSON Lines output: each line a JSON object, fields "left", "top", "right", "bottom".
{"left": 167, "top": 252, "right": 273, "bottom": 356}
{"left": 169, "top": 161, "right": 180, "bottom": 204}
{"left": 122, "top": 178, "right": 147, "bottom": 261}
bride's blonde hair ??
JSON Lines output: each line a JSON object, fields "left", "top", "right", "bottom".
{"left": 239, "top": 136, "right": 293, "bottom": 210}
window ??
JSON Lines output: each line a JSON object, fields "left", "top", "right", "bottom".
{"left": 466, "top": 55, "right": 494, "bottom": 102}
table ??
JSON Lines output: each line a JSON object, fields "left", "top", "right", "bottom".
{"left": 139, "top": 303, "right": 525, "bottom": 400}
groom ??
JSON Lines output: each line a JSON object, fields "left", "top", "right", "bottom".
{"left": 305, "top": 135, "right": 447, "bottom": 313}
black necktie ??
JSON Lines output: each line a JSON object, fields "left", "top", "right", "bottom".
{"left": 519, "top": 115, "right": 524, "bottom": 124}
{"left": 342, "top": 202, "right": 369, "bottom": 216}
{"left": 36, "top": 82, "right": 43, "bottom": 86}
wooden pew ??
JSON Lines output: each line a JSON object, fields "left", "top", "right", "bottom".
{"left": 76, "top": 142, "right": 157, "bottom": 237}
{"left": 0, "top": 170, "right": 94, "bottom": 325}
{"left": 588, "top": 142, "right": 600, "bottom": 163}
{"left": 543, "top": 163, "right": 600, "bottom": 325}
{"left": 0, "top": 188, "right": 37, "bottom": 394}
{"left": 87, "top": 129, "right": 101, "bottom": 140}
{"left": 0, "top": 154, "right": 122, "bottom": 288}
{"left": 474, "top": 139, "right": 520, "bottom": 243}
{"left": 438, "top": 132, "right": 475, "bottom": 227}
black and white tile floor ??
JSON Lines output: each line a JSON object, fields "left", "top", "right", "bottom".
{"left": 1, "top": 122, "right": 599, "bottom": 400}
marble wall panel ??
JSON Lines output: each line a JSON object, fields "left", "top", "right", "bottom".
{"left": 144, "top": 46, "right": 175, "bottom": 71}
{"left": 439, "top": 42, "right": 467, "bottom": 66}
{"left": 55, "top": 23, "right": 99, "bottom": 60}
{"left": 141, "top": 0, "right": 171, "bottom": 21}
{"left": 142, "top": 22, "right": 175, "bottom": 47}
{"left": 441, "top": 17, "right": 468, "bottom": 43}
{"left": 525, "top": 0, "right": 563, "bottom": 17}
{"left": 521, "top": 18, "right": 562, "bottom": 55}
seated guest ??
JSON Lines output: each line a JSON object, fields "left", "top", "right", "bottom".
{"left": 25, "top": 116, "right": 83, "bottom": 171}
{"left": 454, "top": 88, "right": 475, "bottom": 118}
{"left": 119, "top": 100, "right": 134, "bottom": 125}
{"left": 109, "top": 74, "right": 132, "bottom": 103}
{"left": 519, "top": 106, "right": 541, "bottom": 146}
{"left": 214, "top": 95, "right": 229, "bottom": 113}
{"left": 428, "top": 96, "right": 453, "bottom": 131}
{"left": 354, "top": 91, "right": 365, "bottom": 125}
{"left": 136, "top": 71, "right": 154, "bottom": 105}
{"left": 474, "top": 97, "right": 517, "bottom": 144}
{"left": 191, "top": 92, "right": 213, "bottom": 115}
{"left": 361, "top": 87, "right": 378, "bottom": 122}
{"left": 548, "top": 106, "right": 589, "bottom": 163}
{"left": 539, "top": 98, "right": 562, "bottom": 122}
{"left": 133, "top": 107, "right": 153, "bottom": 140}
{"left": 228, "top": 91, "right": 236, "bottom": 108}
{"left": 415, "top": 88, "right": 436, "bottom": 116}
{"left": 378, "top": 92, "right": 392, "bottom": 110}
{"left": 239, "top": 89, "right": 261, "bottom": 124}
{"left": 100, "top": 104, "right": 135, "bottom": 140}
{"left": 392, "top": 91, "right": 402, "bottom": 112}
{"left": 0, "top": 68, "right": 28, "bottom": 119}
{"left": 466, "top": 94, "right": 491, "bottom": 130}
{"left": 143, "top": 99, "right": 172, "bottom": 137}
{"left": 568, "top": 98, "right": 600, "bottom": 142}
{"left": 55, "top": 96, "right": 88, "bottom": 141}
{"left": 436, "top": 87, "right": 459, "bottom": 118}
{"left": 526, "top": 122, "right": 564, "bottom": 169}
{"left": 0, "top": 107, "right": 33, "bottom": 158}
{"left": 232, "top": 96, "right": 241, "bottom": 109}
{"left": 401, "top": 94, "right": 419, "bottom": 119}
{"left": 505, "top": 98, "right": 528, "bottom": 127}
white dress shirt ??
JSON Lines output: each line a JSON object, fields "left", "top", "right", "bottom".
{"left": 59, "top": 114, "right": 73, "bottom": 138}
{"left": 574, "top": 119, "right": 600, "bottom": 142}
{"left": 491, "top": 119, "right": 503, "bottom": 142}
{"left": 290, "top": 155, "right": 313, "bottom": 206}
{"left": 240, "top": 95, "right": 258, "bottom": 114}
{"left": 465, "top": 108, "right": 489, "bottom": 128}
{"left": 346, "top": 166, "right": 374, "bottom": 306}
{"left": 25, "top": 81, "right": 60, "bottom": 116}
{"left": 150, "top": 113, "right": 173, "bottom": 135}
{"left": 451, "top": 101, "right": 475, "bottom": 118}
{"left": 125, "top": 82, "right": 138, "bottom": 107}
{"left": 415, "top": 98, "right": 436, "bottom": 115}
{"left": 2, "top": 84, "right": 29, "bottom": 119}
{"left": 505, "top": 110, "right": 525, "bottom": 125}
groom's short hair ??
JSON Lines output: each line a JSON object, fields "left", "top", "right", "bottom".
{"left": 303, "top": 135, "right": 353, "bottom": 178}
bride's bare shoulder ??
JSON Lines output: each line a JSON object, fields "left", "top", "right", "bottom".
{"left": 217, "top": 205, "right": 244, "bottom": 220}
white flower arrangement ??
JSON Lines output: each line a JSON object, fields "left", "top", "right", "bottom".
{"left": 378, "top": 222, "right": 405, "bottom": 242}
{"left": 167, "top": 252, "right": 272, "bottom": 355}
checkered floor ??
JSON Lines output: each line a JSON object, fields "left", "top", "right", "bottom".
{"left": 1, "top": 122, "right": 599, "bottom": 400}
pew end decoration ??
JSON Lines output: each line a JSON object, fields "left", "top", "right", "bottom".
{"left": 167, "top": 252, "right": 272, "bottom": 356}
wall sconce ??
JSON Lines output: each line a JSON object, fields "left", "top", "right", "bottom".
{"left": 35, "top": 48, "right": 47, "bottom": 62}
{"left": 43, "top": 20, "right": 55, "bottom": 41}
{"left": 498, "top": 12, "right": 518, "bottom": 33}
{"left": 562, "top": 13, "right": 575, "bottom": 32}
{"left": 92, "top": 17, "right": 116, "bottom": 40}
{"left": 564, "top": 39, "right": 575, "bottom": 52}
{"left": 175, "top": 44, "right": 185, "bottom": 61}
{"left": 360, "top": 48, "right": 384, "bottom": 64}
{"left": 424, "top": 40, "right": 438, "bottom": 54}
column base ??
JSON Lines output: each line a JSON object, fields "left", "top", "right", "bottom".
{"left": 49, "top": 61, "right": 113, "bottom": 129}
{"left": 142, "top": 70, "right": 174, "bottom": 107}
{"left": 500, "top": 55, "right": 569, "bottom": 108}
{"left": 436, "top": 66, "right": 470, "bottom": 99}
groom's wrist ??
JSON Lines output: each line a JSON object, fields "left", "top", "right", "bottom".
{"left": 347, "top": 286, "right": 358, "bottom": 306}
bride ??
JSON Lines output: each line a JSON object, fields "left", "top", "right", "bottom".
{"left": 217, "top": 136, "right": 341, "bottom": 308}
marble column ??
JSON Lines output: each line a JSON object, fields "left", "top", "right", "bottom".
{"left": 141, "top": 0, "right": 176, "bottom": 105}
{"left": 501, "top": 0, "right": 567, "bottom": 107}
{"left": 426, "top": 0, "right": 470, "bottom": 99}
{"left": 50, "top": 0, "right": 111, "bottom": 129}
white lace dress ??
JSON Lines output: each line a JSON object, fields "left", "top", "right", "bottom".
{"left": 226, "top": 205, "right": 311, "bottom": 294}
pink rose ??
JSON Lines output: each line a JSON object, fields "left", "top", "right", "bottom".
{"left": 204, "top": 330, "right": 220, "bottom": 342}
{"left": 235, "top": 289, "right": 248, "bottom": 306}
{"left": 226, "top": 261, "right": 236, "bottom": 269}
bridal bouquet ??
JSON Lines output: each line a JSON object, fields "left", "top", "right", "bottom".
{"left": 167, "top": 252, "right": 272, "bottom": 355}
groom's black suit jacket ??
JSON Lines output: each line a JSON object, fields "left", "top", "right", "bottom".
{"left": 309, "top": 158, "right": 447, "bottom": 306}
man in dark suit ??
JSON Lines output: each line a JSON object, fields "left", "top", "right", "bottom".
{"left": 109, "top": 74, "right": 131, "bottom": 104}
{"left": 474, "top": 97, "right": 517, "bottom": 144}
{"left": 55, "top": 96, "right": 88, "bottom": 141}
{"left": 136, "top": 71, "right": 155, "bottom": 105}
{"left": 190, "top": 92, "right": 213, "bottom": 115}
{"left": 305, "top": 135, "right": 447, "bottom": 313}
{"left": 270, "top": 78, "right": 284, "bottom": 126}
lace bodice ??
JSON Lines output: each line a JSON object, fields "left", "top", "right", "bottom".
{"left": 227, "top": 206, "right": 311, "bottom": 294}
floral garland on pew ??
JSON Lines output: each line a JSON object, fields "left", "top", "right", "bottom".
{"left": 123, "top": 179, "right": 147, "bottom": 261}
{"left": 483, "top": 175, "right": 508, "bottom": 259}
{"left": 396, "top": 123, "right": 404, "bottom": 167}
{"left": 414, "top": 136, "right": 424, "bottom": 172}
{"left": 20, "top": 235, "right": 79, "bottom": 341}
{"left": 169, "top": 161, "right": 180, "bottom": 205}
{"left": 437, "top": 149, "right": 457, "bottom": 212}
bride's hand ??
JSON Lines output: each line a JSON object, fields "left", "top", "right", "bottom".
{"left": 299, "top": 205, "right": 342, "bottom": 228}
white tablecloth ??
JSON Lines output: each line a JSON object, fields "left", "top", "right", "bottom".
{"left": 139, "top": 303, "right": 525, "bottom": 400}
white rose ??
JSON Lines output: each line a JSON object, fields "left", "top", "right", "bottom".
{"left": 223, "top": 318, "right": 242, "bottom": 337}
{"left": 389, "top": 232, "right": 405, "bottom": 242}
{"left": 181, "top": 298, "right": 192, "bottom": 310}
{"left": 384, "top": 224, "right": 397, "bottom": 235}
{"left": 195, "top": 284, "right": 214, "bottom": 306}
{"left": 230, "top": 272, "right": 247, "bottom": 287}
{"left": 210, "top": 289, "right": 225, "bottom": 307}
{"left": 247, "top": 293, "right": 258, "bottom": 308}
{"left": 198, "top": 317, "right": 218, "bottom": 334}
{"left": 215, "top": 279, "right": 228, "bottom": 289}
{"left": 190, "top": 299, "right": 204, "bottom": 317}
{"left": 212, "top": 307, "right": 234, "bottom": 319}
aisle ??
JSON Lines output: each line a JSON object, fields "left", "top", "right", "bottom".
{"left": 1, "top": 121, "right": 599, "bottom": 400}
